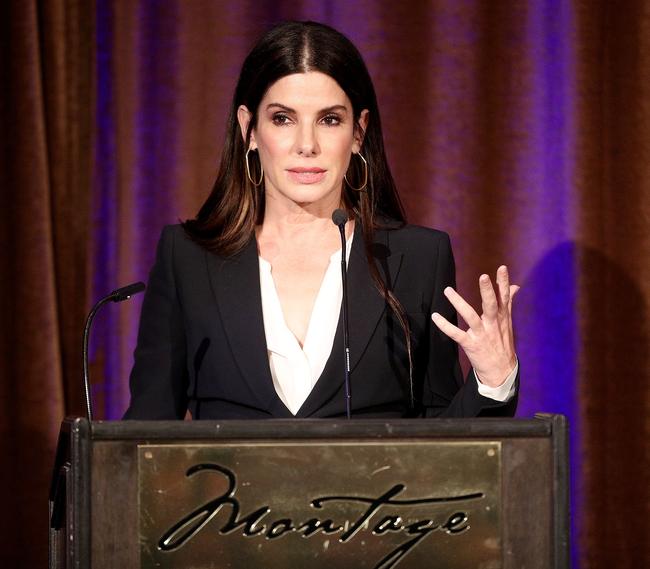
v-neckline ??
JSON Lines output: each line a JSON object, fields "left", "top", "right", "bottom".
{"left": 258, "top": 234, "right": 353, "bottom": 353}
{"left": 205, "top": 221, "right": 404, "bottom": 417}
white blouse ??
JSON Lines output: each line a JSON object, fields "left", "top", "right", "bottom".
{"left": 258, "top": 235, "right": 517, "bottom": 415}
{"left": 258, "top": 236, "right": 353, "bottom": 415}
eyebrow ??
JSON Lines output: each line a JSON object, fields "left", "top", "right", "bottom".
{"left": 265, "top": 103, "right": 349, "bottom": 114}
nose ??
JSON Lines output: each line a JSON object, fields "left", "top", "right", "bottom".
{"left": 295, "top": 123, "right": 320, "bottom": 156}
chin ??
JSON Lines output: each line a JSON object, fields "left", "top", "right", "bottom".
{"left": 271, "top": 182, "right": 342, "bottom": 209}
{"left": 296, "top": 188, "right": 340, "bottom": 205}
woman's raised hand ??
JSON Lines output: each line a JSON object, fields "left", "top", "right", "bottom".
{"left": 431, "top": 265, "right": 519, "bottom": 387}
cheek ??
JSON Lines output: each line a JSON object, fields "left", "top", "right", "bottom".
{"left": 320, "top": 127, "right": 354, "bottom": 154}
{"left": 256, "top": 137, "right": 288, "bottom": 168}
{"left": 255, "top": 124, "right": 285, "bottom": 151}
{"left": 330, "top": 138, "right": 355, "bottom": 169}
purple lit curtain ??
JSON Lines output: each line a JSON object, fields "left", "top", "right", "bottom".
{"left": 1, "top": 1, "right": 649, "bottom": 567}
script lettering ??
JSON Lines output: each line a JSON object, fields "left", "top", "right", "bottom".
{"left": 157, "top": 464, "right": 482, "bottom": 569}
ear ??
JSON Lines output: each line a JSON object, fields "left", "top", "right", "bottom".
{"left": 353, "top": 109, "right": 369, "bottom": 153}
{"left": 237, "top": 105, "right": 257, "bottom": 149}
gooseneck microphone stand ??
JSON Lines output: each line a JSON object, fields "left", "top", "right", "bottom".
{"left": 82, "top": 282, "right": 145, "bottom": 421}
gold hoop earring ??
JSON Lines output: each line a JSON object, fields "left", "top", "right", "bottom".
{"left": 344, "top": 152, "right": 368, "bottom": 192}
{"left": 245, "top": 147, "right": 264, "bottom": 187}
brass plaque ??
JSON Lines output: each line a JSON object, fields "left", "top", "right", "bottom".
{"left": 138, "top": 441, "right": 501, "bottom": 568}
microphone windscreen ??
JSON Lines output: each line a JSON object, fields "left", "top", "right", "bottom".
{"left": 331, "top": 208, "right": 348, "bottom": 227}
{"left": 110, "top": 281, "right": 146, "bottom": 302}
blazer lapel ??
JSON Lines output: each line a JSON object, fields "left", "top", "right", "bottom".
{"left": 348, "top": 226, "right": 404, "bottom": 372}
{"left": 296, "top": 225, "right": 403, "bottom": 417}
{"left": 206, "top": 238, "right": 292, "bottom": 417}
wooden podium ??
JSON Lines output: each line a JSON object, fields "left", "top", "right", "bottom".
{"left": 49, "top": 414, "right": 569, "bottom": 568}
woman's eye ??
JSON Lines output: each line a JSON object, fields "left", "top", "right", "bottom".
{"left": 272, "top": 113, "right": 291, "bottom": 126}
{"left": 321, "top": 114, "right": 342, "bottom": 126}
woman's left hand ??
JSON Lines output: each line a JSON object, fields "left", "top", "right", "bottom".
{"left": 431, "top": 265, "right": 519, "bottom": 387}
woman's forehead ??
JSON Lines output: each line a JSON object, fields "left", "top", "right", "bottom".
{"left": 260, "top": 72, "right": 352, "bottom": 112}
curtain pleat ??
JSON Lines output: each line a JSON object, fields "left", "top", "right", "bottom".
{"left": 575, "top": 1, "right": 650, "bottom": 565}
{"left": 0, "top": 1, "right": 93, "bottom": 566}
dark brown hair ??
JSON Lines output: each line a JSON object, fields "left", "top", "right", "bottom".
{"left": 183, "top": 21, "right": 413, "bottom": 400}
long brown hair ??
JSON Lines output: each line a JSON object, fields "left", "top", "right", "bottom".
{"left": 183, "top": 21, "right": 414, "bottom": 403}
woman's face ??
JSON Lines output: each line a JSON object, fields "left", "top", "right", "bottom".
{"left": 238, "top": 72, "right": 368, "bottom": 214}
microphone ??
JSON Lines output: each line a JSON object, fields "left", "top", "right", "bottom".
{"left": 332, "top": 208, "right": 348, "bottom": 227}
{"left": 331, "top": 209, "right": 352, "bottom": 419}
{"left": 109, "top": 281, "right": 145, "bottom": 302}
{"left": 82, "top": 282, "right": 146, "bottom": 421}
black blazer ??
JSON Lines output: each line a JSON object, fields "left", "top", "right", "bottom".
{"left": 124, "top": 223, "right": 518, "bottom": 420}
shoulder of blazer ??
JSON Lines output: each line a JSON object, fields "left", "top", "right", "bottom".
{"left": 373, "top": 222, "right": 452, "bottom": 260}
{"left": 160, "top": 223, "right": 258, "bottom": 269}
{"left": 160, "top": 223, "right": 218, "bottom": 257}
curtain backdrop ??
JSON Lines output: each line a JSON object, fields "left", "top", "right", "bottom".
{"left": 0, "top": 1, "right": 93, "bottom": 567}
{"left": 1, "top": 1, "right": 648, "bottom": 567}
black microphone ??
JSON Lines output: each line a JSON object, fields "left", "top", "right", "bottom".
{"left": 82, "top": 282, "right": 146, "bottom": 421}
{"left": 109, "top": 281, "right": 145, "bottom": 302}
{"left": 331, "top": 209, "right": 352, "bottom": 419}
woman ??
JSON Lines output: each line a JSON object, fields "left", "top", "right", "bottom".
{"left": 124, "top": 21, "right": 518, "bottom": 420}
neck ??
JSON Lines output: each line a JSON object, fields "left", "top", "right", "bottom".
{"left": 261, "top": 195, "right": 351, "bottom": 238}
{"left": 257, "top": 205, "right": 354, "bottom": 258}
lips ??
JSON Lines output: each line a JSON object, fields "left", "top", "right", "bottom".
{"left": 286, "top": 167, "right": 326, "bottom": 184}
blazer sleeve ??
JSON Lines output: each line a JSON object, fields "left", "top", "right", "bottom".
{"left": 123, "top": 226, "right": 189, "bottom": 419}
{"left": 421, "top": 233, "right": 519, "bottom": 418}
